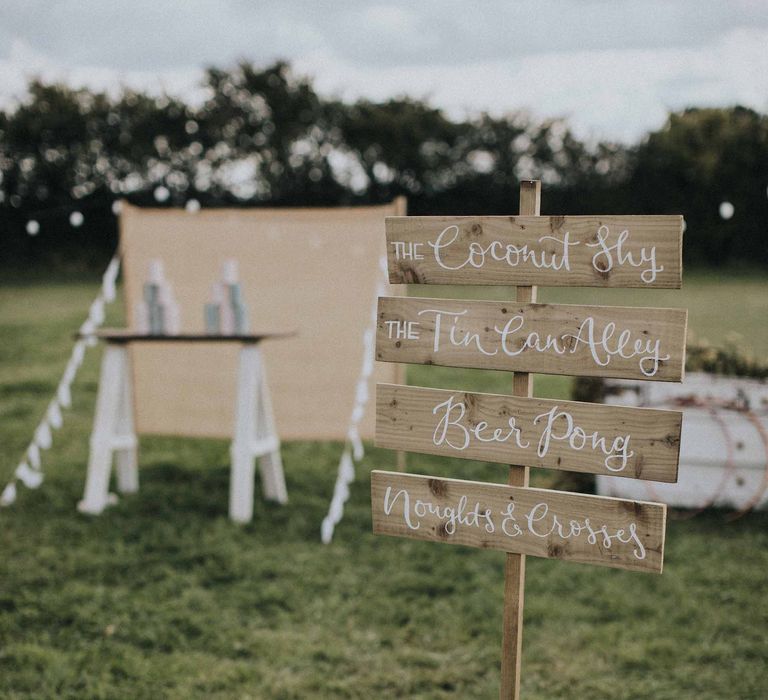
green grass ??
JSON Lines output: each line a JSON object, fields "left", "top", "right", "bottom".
{"left": 1, "top": 272, "right": 767, "bottom": 698}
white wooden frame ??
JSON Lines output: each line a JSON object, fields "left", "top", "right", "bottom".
{"left": 78, "top": 341, "right": 286, "bottom": 521}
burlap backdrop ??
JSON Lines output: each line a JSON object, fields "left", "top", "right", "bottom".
{"left": 119, "top": 200, "right": 404, "bottom": 440}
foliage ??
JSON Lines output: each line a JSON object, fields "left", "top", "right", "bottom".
{"left": 575, "top": 334, "right": 768, "bottom": 407}
{"left": 685, "top": 338, "right": 768, "bottom": 379}
{"left": 2, "top": 62, "right": 765, "bottom": 270}
{"left": 628, "top": 107, "right": 768, "bottom": 266}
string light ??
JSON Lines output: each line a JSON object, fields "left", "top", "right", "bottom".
{"left": 719, "top": 201, "right": 734, "bottom": 220}
{"left": 18, "top": 184, "right": 188, "bottom": 235}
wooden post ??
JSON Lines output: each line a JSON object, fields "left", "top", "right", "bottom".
{"left": 395, "top": 195, "right": 408, "bottom": 472}
{"left": 500, "top": 180, "right": 541, "bottom": 699}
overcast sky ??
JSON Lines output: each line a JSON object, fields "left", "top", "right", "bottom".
{"left": 1, "top": 0, "right": 766, "bottom": 142}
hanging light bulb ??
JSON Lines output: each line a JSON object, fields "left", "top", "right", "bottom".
{"left": 26, "top": 220, "right": 40, "bottom": 235}
{"left": 719, "top": 202, "right": 734, "bottom": 220}
{"left": 185, "top": 198, "right": 201, "bottom": 213}
{"left": 154, "top": 185, "right": 170, "bottom": 203}
{"left": 69, "top": 211, "right": 84, "bottom": 227}
{"left": 111, "top": 200, "right": 123, "bottom": 215}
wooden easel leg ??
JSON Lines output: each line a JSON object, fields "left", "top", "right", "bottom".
{"left": 230, "top": 447, "right": 256, "bottom": 523}
{"left": 79, "top": 344, "right": 125, "bottom": 514}
{"left": 230, "top": 345, "right": 258, "bottom": 523}
{"left": 254, "top": 349, "right": 287, "bottom": 504}
{"left": 115, "top": 349, "right": 138, "bottom": 494}
{"left": 259, "top": 451, "right": 287, "bottom": 504}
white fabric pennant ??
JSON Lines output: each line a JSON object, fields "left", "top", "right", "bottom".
{"left": 321, "top": 254, "right": 387, "bottom": 543}
{"left": 27, "top": 443, "right": 41, "bottom": 469}
{"left": 4, "top": 255, "right": 121, "bottom": 508}
{"left": 71, "top": 341, "right": 87, "bottom": 365}
{"left": 320, "top": 517, "right": 334, "bottom": 544}
{"left": 350, "top": 405, "right": 364, "bottom": 424}
{"left": 348, "top": 425, "right": 364, "bottom": 461}
{"left": 47, "top": 401, "right": 63, "bottom": 429}
{"left": 16, "top": 462, "right": 43, "bottom": 489}
{"left": 355, "top": 380, "right": 369, "bottom": 406}
{"left": 62, "top": 360, "right": 78, "bottom": 386}
{"left": 0, "top": 483, "right": 17, "bottom": 506}
{"left": 89, "top": 297, "right": 106, "bottom": 324}
{"left": 57, "top": 382, "right": 72, "bottom": 408}
{"left": 334, "top": 481, "right": 348, "bottom": 507}
{"left": 34, "top": 421, "right": 53, "bottom": 449}
{"left": 361, "top": 353, "right": 374, "bottom": 379}
{"left": 102, "top": 256, "right": 120, "bottom": 302}
{"left": 102, "top": 277, "right": 117, "bottom": 302}
{"left": 339, "top": 451, "right": 356, "bottom": 482}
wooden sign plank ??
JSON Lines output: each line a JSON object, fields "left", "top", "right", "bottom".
{"left": 386, "top": 215, "right": 683, "bottom": 288}
{"left": 376, "top": 296, "right": 687, "bottom": 382}
{"left": 376, "top": 384, "right": 682, "bottom": 482}
{"left": 371, "top": 470, "right": 666, "bottom": 573}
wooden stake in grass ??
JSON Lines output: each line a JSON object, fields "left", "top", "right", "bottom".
{"left": 500, "top": 180, "right": 539, "bottom": 700}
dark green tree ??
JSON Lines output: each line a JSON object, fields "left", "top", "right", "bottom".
{"left": 628, "top": 107, "right": 768, "bottom": 266}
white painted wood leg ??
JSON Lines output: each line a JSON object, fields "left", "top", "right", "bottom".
{"left": 229, "top": 345, "right": 287, "bottom": 523}
{"left": 115, "top": 357, "right": 138, "bottom": 494}
{"left": 255, "top": 356, "right": 287, "bottom": 504}
{"left": 230, "top": 345, "right": 259, "bottom": 522}
{"left": 78, "top": 344, "right": 138, "bottom": 514}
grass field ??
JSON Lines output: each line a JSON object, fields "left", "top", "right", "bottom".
{"left": 1, "top": 271, "right": 767, "bottom": 698}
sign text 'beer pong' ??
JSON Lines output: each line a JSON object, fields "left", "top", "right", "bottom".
{"left": 376, "top": 383, "right": 682, "bottom": 481}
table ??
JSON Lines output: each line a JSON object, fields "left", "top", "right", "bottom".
{"left": 77, "top": 330, "right": 293, "bottom": 522}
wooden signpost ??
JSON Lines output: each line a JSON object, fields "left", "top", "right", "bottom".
{"left": 370, "top": 181, "right": 687, "bottom": 698}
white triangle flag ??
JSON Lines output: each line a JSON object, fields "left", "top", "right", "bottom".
{"left": 57, "top": 382, "right": 72, "bottom": 408}
{"left": 0, "top": 482, "right": 17, "bottom": 506}
{"left": 47, "top": 401, "right": 63, "bottom": 429}
{"left": 348, "top": 426, "right": 364, "bottom": 461}
{"left": 355, "top": 380, "right": 369, "bottom": 405}
{"left": 339, "top": 451, "right": 356, "bottom": 482}
{"left": 72, "top": 341, "right": 86, "bottom": 365}
{"left": 89, "top": 297, "right": 106, "bottom": 324}
{"left": 321, "top": 517, "right": 334, "bottom": 544}
{"left": 34, "top": 421, "right": 52, "bottom": 449}
{"left": 27, "top": 443, "right": 41, "bottom": 469}
{"left": 102, "top": 256, "right": 120, "bottom": 302}
{"left": 16, "top": 462, "right": 43, "bottom": 489}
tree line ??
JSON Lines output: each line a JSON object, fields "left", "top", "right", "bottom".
{"left": 1, "top": 61, "right": 766, "bottom": 270}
